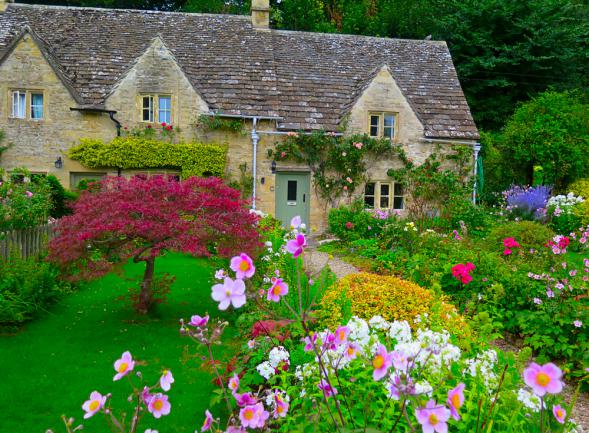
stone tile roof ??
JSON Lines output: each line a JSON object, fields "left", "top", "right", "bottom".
{"left": 0, "top": 4, "right": 479, "bottom": 139}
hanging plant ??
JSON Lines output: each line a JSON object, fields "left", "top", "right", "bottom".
{"left": 270, "top": 131, "right": 407, "bottom": 204}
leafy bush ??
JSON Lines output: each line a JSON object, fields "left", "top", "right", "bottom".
{"left": 0, "top": 171, "right": 52, "bottom": 231}
{"left": 45, "top": 174, "right": 76, "bottom": 218}
{"left": 486, "top": 221, "right": 554, "bottom": 252}
{"left": 0, "top": 256, "right": 71, "bottom": 327}
{"left": 317, "top": 272, "right": 469, "bottom": 339}
{"left": 327, "top": 201, "right": 383, "bottom": 242}
{"left": 546, "top": 193, "right": 584, "bottom": 235}
{"left": 68, "top": 137, "right": 227, "bottom": 178}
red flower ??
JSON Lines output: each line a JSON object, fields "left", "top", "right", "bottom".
{"left": 161, "top": 122, "right": 167, "bottom": 127}
{"left": 451, "top": 263, "right": 475, "bottom": 285}
{"left": 166, "top": 125, "right": 172, "bottom": 131}
{"left": 147, "top": 124, "right": 152, "bottom": 129}
{"left": 345, "top": 221, "right": 354, "bottom": 230}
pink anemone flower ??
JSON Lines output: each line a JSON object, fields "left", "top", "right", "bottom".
{"left": 212, "top": 277, "right": 246, "bottom": 310}
{"left": 317, "top": 379, "right": 338, "bottom": 398}
{"left": 290, "top": 216, "right": 301, "bottom": 229}
{"left": 286, "top": 233, "right": 307, "bottom": 258}
{"left": 267, "top": 278, "right": 289, "bottom": 302}
{"left": 447, "top": 383, "right": 465, "bottom": 420}
{"left": 372, "top": 344, "right": 393, "bottom": 381}
{"left": 303, "top": 333, "right": 317, "bottom": 352}
{"left": 415, "top": 400, "right": 451, "bottom": 433}
{"left": 201, "top": 409, "right": 214, "bottom": 432}
{"left": 334, "top": 326, "right": 350, "bottom": 346}
{"left": 113, "top": 351, "right": 135, "bottom": 381}
{"left": 344, "top": 342, "right": 359, "bottom": 360}
{"left": 188, "top": 315, "right": 209, "bottom": 327}
{"left": 228, "top": 374, "right": 240, "bottom": 393}
{"left": 553, "top": 405, "right": 566, "bottom": 424}
{"left": 239, "top": 403, "right": 269, "bottom": 429}
{"left": 147, "top": 393, "right": 171, "bottom": 418}
{"left": 82, "top": 391, "right": 107, "bottom": 419}
{"left": 523, "top": 362, "right": 563, "bottom": 396}
{"left": 230, "top": 253, "right": 255, "bottom": 279}
{"left": 233, "top": 392, "right": 257, "bottom": 407}
{"left": 160, "top": 370, "right": 174, "bottom": 391}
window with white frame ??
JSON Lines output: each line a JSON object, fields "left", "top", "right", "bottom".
{"left": 141, "top": 94, "right": 172, "bottom": 124}
{"left": 10, "top": 90, "right": 44, "bottom": 120}
{"left": 364, "top": 181, "right": 405, "bottom": 210}
{"left": 368, "top": 112, "right": 397, "bottom": 140}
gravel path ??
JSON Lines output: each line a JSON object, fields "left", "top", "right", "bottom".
{"left": 305, "top": 245, "right": 588, "bottom": 431}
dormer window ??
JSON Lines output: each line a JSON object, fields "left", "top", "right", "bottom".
{"left": 141, "top": 94, "right": 172, "bottom": 124}
{"left": 10, "top": 90, "right": 44, "bottom": 120}
{"left": 368, "top": 112, "right": 397, "bottom": 140}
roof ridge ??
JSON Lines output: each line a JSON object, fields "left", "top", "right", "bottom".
{"left": 8, "top": 3, "right": 250, "bottom": 19}
{"left": 271, "top": 28, "right": 447, "bottom": 45}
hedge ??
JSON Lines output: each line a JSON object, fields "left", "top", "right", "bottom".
{"left": 68, "top": 137, "right": 227, "bottom": 178}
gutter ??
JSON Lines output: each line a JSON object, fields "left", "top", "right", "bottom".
{"left": 70, "top": 106, "right": 121, "bottom": 137}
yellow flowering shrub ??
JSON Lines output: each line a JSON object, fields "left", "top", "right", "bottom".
{"left": 317, "top": 272, "right": 469, "bottom": 339}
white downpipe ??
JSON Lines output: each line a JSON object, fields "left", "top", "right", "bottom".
{"left": 251, "top": 117, "right": 259, "bottom": 209}
{"left": 472, "top": 142, "right": 481, "bottom": 204}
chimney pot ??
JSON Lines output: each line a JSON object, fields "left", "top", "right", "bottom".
{"left": 251, "top": 0, "right": 270, "bottom": 30}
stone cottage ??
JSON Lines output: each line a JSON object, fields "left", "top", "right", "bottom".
{"left": 0, "top": 0, "right": 479, "bottom": 230}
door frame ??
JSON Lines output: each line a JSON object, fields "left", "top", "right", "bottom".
{"left": 274, "top": 170, "right": 311, "bottom": 228}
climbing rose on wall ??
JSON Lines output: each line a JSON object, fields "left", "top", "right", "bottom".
{"left": 48, "top": 176, "right": 261, "bottom": 314}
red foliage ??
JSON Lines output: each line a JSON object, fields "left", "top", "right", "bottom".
{"left": 251, "top": 320, "right": 293, "bottom": 342}
{"left": 48, "top": 176, "right": 261, "bottom": 281}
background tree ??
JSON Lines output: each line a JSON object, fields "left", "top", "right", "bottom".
{"left": 48, "top": 176, "right": 261, "bottom": 314}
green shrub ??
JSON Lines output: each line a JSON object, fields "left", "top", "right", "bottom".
{"left": 0, "top": 171, "right": 53, "bottom": 231}
{"left": 327, "top": 201, "right": 383, "bottom": 242}
{"left": 68, "top": 137, "right": 227, "bottom": 178}
{"left": 486, "top": 221, "right": 554, "bottom": 252}
{"left": 0, "top": 256, "right": 71, "bottom": 327}
{"left": 45, "top": 175, "right": 76, "bottom": 218}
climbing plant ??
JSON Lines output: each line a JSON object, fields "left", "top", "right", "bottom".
{"left": 197, "top": 114, "right": 246, "bottom": 134}
{"left": 68, "top": 137, "right": 226, "bottom": 178}
{"left": 270, "top": 131, "right": 405, "bottom": 204}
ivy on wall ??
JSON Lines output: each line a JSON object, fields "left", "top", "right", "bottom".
{"left": 68, "top": 137, "right": 227, "bottom": 178}
{"left": 197, "top": 114, "right": 245, "bottom": 134}
{"left": 270, "top": 131, "right": 406, "bottom": 204}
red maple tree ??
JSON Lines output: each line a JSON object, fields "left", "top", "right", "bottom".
{"left": 48, "top": 175, "right": 261, "bottom": 313}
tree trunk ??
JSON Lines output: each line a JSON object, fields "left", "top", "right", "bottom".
{"left": 137, "top": 257, "right": 155, "bottom": 314}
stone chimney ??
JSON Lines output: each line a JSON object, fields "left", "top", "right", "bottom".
{"left": 251, "top": 0, "right": 270, "bottom": 29}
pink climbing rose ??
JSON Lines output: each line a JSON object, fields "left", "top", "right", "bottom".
{"left": 230, "top": 253, "right": 255, "bottom": 279}
{"left": 212, "top": 277, "right": 247, "bottom": 310}
{"left": 147, "top": 393, "right": 171, "bottom": 418}
{"left": 113, "top": 351, "right": 135, "bottom": 381}
{"left": 415, "top": 400, "right": 451, "bottom": 433}
{"left": 523, "top": 362, "right": 563, "bottom": 396}
{"left": 82, "top": 391, "right": 106, "bottom": 419}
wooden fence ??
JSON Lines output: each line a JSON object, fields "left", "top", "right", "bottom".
{"left": 0, "top": 223, "right": 55, "bottom": 259}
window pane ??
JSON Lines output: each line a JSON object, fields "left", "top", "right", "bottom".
{"left": 365, "top": 182, "right": 375, "bottom": 195}
{"left": 370, "top": 115, "right": 380, "bottom": 126}
{"left": 365, "top": 196, "right": 375, "bottom": 208}
{"left": 380, "top": 183, "right": 390, "bottom": 196}
{"left": 384, "top": 114, "right": 395, "bottom": 127}
{"left": 287, "top": 180, "right": 297, "bottom": 201}
{"left": 142, "top": 96, "right": 153, "bottom": 122}
{"left": 394, "top": 183, "right": 404, "bottom": 196}
{"left": 393, "top": 196, "right": 404, "bottom": 210}
{"left": 31, "top": 93, "right": 44, "bottom": 119}
{"left": 380, "top": 195, "right": 390, "bottom": 208}
{"left": 369, "top": 115, "right": 380, "bottom": 136}
{"left": 370, "top": 126, "right": 378, "bottom": 136}
{"left": 12, "top": 91, "right": 25, "bottom": 118}
{"left": 158, "top": 96, "right": 171, "bottom": 124}
{"left": 383, "top": 127, "right": 393, "bottom": 138}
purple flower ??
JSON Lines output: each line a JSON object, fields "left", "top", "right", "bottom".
{"left": 317, "top": 379, "right": 337, "bottom": 398}
{"left": 415, "top": 400, "right": 451, "bottom": 433}
{"left": 211, "top": 277, "right": 246, "bottom": 310}
{"left": 188, "top": 315, "right": 209, "bottom": 327}
{"left": 286, "top": 233, "right": 307, "bottom": 258}
{"left": 504, "top": 185, "right": 552, "bottom": 220}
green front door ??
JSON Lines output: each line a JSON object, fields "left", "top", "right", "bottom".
{"left": 275, "top": 172, "right": 310, "bottom": 228}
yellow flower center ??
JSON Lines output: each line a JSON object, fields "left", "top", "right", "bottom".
{"left": 536, "top": 372, "right": 551, "bottom": 387}
{"left": 451, "top": 393, "right": 461, "bottom": 409}
{"left": 244, "top": 409, "right": 254, "bottom": 420}
{"left": 225, "top": 289, "right": 232, "bottom": 296}
{"left": 89, "top": 400, "right": 100, "bottom": 411}
{"left": 272, "top": 285, "right": 282, "bottom": 296}
{"left": 277, "top": 405, "right": 284, "bottom": 414}
{"left": 347, "top": 347, "right": 356, "bottom": 356}
{"left": 117, "top": 362, "right": 128, "bottom": 373}
{"left": 557, "top": 409, "right": 564, "bottom": 418}
{"left": 372, "top": 355, "right": 384, "bottom": 369}
{"left": 153, "top": 399, "right": 164, "bottom": 411}
{"left": 429, "top": 414, "right": 439, "bottom": 425}
{"left": 338, "top": 330, "right": 345, "bottom": 340}
{"left": 239, "top": 261, "right": 250, "bottom": 272}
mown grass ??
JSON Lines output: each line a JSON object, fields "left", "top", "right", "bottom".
{"left": 1, "top": 253, "right": 235, "bottom": 433}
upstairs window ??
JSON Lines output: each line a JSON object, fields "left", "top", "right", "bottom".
{"left": 10, "top": 90, "right": 44, "bottom": 120}
{"left": 368, "top": 112, "right": 397, "bottom": 140}
{"left": 364, "top": 181, "right": 405, "bottom": 210}
{"left": 141, "top": 94, "right": 172, "bottom": 124}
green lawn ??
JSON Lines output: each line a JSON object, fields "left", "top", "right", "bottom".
{"left": 1, "top": 254, "right": 236, "bottom": 433}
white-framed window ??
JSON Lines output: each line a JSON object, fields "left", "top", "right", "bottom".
{"left": 364, "top": 181, "right": 405, "bottom": 210}
{"left": 141, "top": 94, "right": 172, "bottom": 124}
{"left": 10, "top": 90, "right": 44, "bottom": 120}
{"left": 368, "top": 112, "right": 397, "bottom": 140}
{"left": 11, "top": 90, "right": 26, "bottom": 119}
